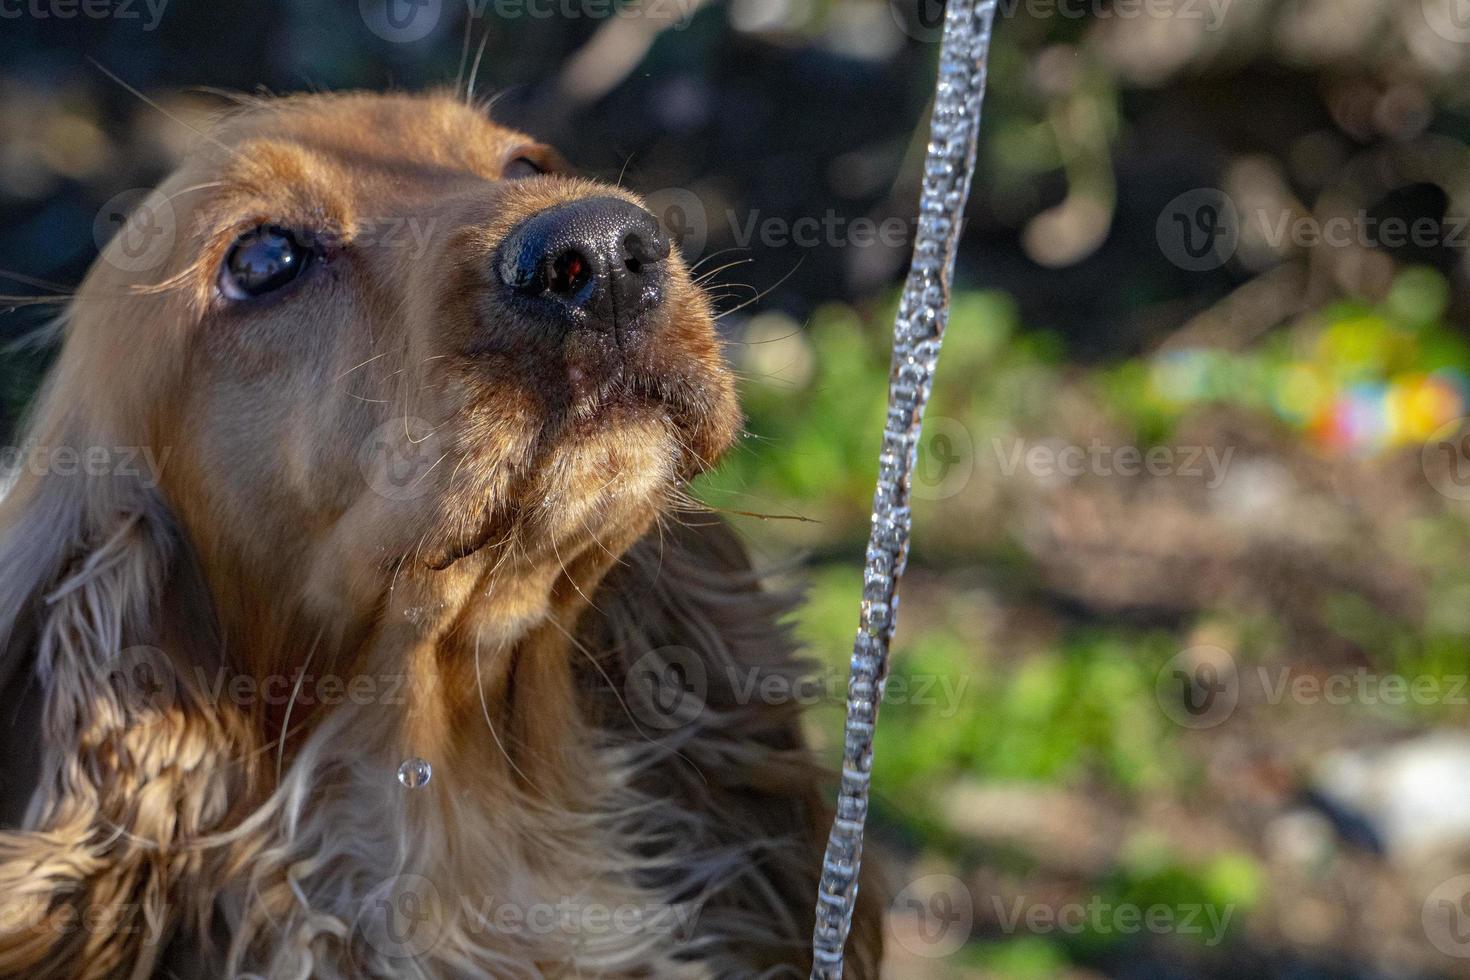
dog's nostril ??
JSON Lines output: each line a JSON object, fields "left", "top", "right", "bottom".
{"left": 547, "top": 248, "right": 591, "bottom": 297}
{"left": 620, "top": 229, "right": 668, "bottom": 276}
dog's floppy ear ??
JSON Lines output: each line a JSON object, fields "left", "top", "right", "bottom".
{"left": 0, "top": 382, "right": 251, "bottom": 979}
{"left": 578, "top": 514, "right": 885, "bottom": 977}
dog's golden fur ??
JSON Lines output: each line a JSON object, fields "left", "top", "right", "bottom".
{"left": 0, "top": 92, "right": 882, "bottom": 978}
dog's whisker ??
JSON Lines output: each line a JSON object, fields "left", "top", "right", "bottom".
{"left": 162, "top": 180, "right": 225, "bottom": 204}
{"left": 455, "top": 4, "right": 477, "bottom": 100}
{"left": 87, "top": 56, "right": 237, "bottom": 158}
{"left": 712, "top": 257, "right": 805, "bottom": 321}
{"left": 465, "top": 29, "right": 492, "bottom": 107}
{"left": 275, "top": 629, "right": 324, "bottom": 784}
{"left": 474, "top": 628, "right": 544, "bottom": 793}
{"left": 692, "top": 258, "right": 755, "bottom": 286}
{"left": 333, "top": 350, "right": 392, "bottom": 384}
{"left": 0, "top": 269, "right": 73, "bottom": 294}
{"left": 0, "top": 294, "right": 72, "bottom": 308}
{"left": 542, "top": 616, "right": 710, "bottom": 791}
{"left": 727, "top": 369, "right": 804, "bottom": 390}
{"left": 686, "top": 246, "right": 750, "bottom": 276}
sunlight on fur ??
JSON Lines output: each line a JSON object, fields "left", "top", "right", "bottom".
{"left": 0, "top": 91, "right": 882, "bottom": 979}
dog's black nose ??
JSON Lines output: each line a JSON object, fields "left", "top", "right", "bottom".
{"left": 497, "top": 196, "right": 669, "bottom": 339}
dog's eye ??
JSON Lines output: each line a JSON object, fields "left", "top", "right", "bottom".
{"left": 219, "top": 225, "right": 315, "bottom": 301}
{"left": 503, "top": 156, "right": 545, "bottom": 180}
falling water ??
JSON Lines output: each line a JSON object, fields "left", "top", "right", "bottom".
{"left": 808, "top": 1, "right": 1000, "bottom": 975}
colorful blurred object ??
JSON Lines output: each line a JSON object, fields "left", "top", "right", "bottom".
{"left": 1150, "top": 269, "right": 1470, "bottom": 455}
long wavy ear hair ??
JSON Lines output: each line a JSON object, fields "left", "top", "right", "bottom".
{"left": 0, "top": 325, "right": 257, "bottom": 979}
{"left": 579, "top": 516, "right": 886, "bottom": 978}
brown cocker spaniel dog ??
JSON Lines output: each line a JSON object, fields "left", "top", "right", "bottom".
{"left": 0, "top": 91, "right": 882, "bottom": 978}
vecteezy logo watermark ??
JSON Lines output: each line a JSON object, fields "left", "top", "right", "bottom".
{"left": 644, "top": 188, "right": 709, "bottom": 261}
{"left": 887, "top": 0, "right": 946, "bottom": 41}
{"left": 913, "top": 416, "right": 976, "bottom": 501}
{"left": 993, "top": 437, "right": 1235, "bottom": 488}
{"left": 1422, "top": 0, "right": 1470, "bottom": 43}
{"left": 993, "top": 895, "right": 1235, "bottom": 945}
{"left": 0, "top": 0, "right": 169, "bottom": 30}
{"left": 1155, "top": 645, "right": 1239, "bottom": 729}
{"left": 107, "top": 645, "right": 180, "bottom": 717}
{"left": 360, "top": 0, "right": 443, "bottom": 42}
{"left": 94, "top": 188, "right": 176, "bottom": 273}
{"left": 359, "top": 417, "right": 447, "bottom": 501}
{"left": 889, "top": 0, "right": 1233, "bottom": 43}
{"left": 359, "top": 874, "right": 446, "bottom": 959}
{"left": 1423, "top": 417, "right": 1470, "bottom": 500}
{"left": 1424, "top": 874, "right": 1470, "bottom": 958}
{"left": 1157, "top": 188, "right": 1240, "bottom": 273}
{"left": 890, "top": 874, "right": 973, "bottom": 958}
{"left": 624, "top": 645, "right": 709, "bottom": 730}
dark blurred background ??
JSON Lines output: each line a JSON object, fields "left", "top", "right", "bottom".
{"left": 9, "top": 0, "right": 1470, "bottom": 977}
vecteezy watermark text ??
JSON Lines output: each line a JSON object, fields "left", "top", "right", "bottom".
{"left": 0, "top": 897, "right": 170, "bottom": 945}
{"left": 1158, "top": 188, "right": 1470, "bottom": 272}
{"left": 890, "top": 0, "right": 1233, "bottom": 43}
{"left": 0, "top": 442, "right": 171, "bottom": 488}
{"left": 358, "top": 873, "right": 699, "bottom": 960}
{"left": 888, "top": 873, "right": 1237, "bottom": 959}
{"left": 359, "top": 0, "right": 698, "bottom": 43}
{"left": 0, "top": 0, "right": 168, "bottom": 30}
{"left": 1157, "top": 645, "right": 1470, "bottom": 729}
{"left": 624, "top": 647, "right": 972, "bottom": 730}
{"left": 993, "top": 438, "right": 1235, "bottom": 488}
{"left": 992, "top": 894, "right": 1235, "bottom": 946}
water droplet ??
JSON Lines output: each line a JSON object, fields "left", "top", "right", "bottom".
{"left": 397, "top": 757, "right": 432, "bottom": 789}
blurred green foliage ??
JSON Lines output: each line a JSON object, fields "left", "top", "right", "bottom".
{"left": 697, "top": 267, "right": 1470, "bottom": 972}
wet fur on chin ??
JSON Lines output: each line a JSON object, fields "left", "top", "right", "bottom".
{"left": 0, "top": 91, "right": 882, "bottom": 979}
